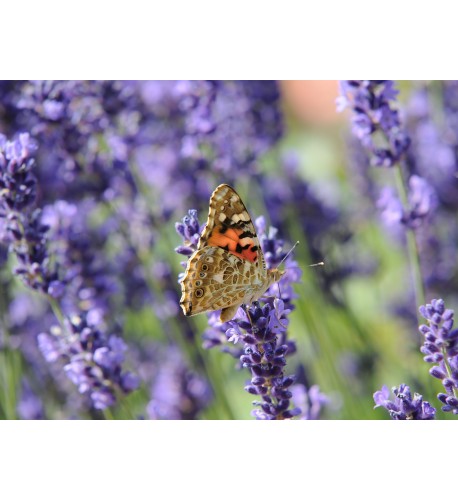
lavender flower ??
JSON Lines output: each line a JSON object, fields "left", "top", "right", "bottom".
{"left": 0, "top": 133, "right": 60, "bottom": 295}
{"left": 175, "top": 209, "right": 202, "bottom": 257}
{"left": 146, "top": 346, "right": 212, "bottom": 420}
{"left": 38, "top": 313, "right": 139, "bottom": 410}
{"left": 373, "top": 384, "right": 436, "bottom": 419}
{"left": 41, "top": 200, "right": 119, "bottom": 321}
{"left": 238, "top": 298, "right": 301, "bottom": 420}
{"left": 377, "top": 175, "right": 437, "bottom": 231}
{"left": 6, "top": 81, "right": 131, "bottom": 203}
{"left": 290, "top": 384, "right": 329, "bottom": 420}
{"left": 338, "top": 80, "right": 410, "bottom": 167}
{"left": 400, "top": 83, "right": 458, "bottom": 295}
{"left": 1, "top": 81, "right": 286, "bottom": 420}
{"left": 17, "top": 379, "right": 45, "bottom": 420}
{"left": 419, "top": 298, "right": 458, "bottom": 414}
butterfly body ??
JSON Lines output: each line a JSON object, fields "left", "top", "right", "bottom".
{"left": 180, "top": 184, "right": 284, "bottom": 322}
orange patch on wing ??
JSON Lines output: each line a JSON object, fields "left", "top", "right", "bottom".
{"left": 208, "top": 228, "right": 258, "bottom": 263}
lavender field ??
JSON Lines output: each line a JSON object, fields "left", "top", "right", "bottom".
{"left": 0, "top": 80, "right": 456, "bottom": 420}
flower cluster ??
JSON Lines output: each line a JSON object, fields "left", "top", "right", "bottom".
{"left": 17, "top": 379, "right": 45, "bottom": 420}
{"left": 146, "top": 345, "right": 212, "bottom": 420}
{"left": 338, "top": 80, "right": 411, "bottom": 167}
{"left": 234, "top": 298, "right": 301, "bottom": 420}
{"left": 0, "top": 133, "right": 60, "bottom": 295}
{"left": 402, "top": 83, "right": 458, "bottom": 293}
{"left": 0, "top": 82, "right": 287, "bottom": 419}
{"left": 291, "top": 383, "right": 329, "bottom": 420}
{"left": 38, "top": 313, "right": 139, "bottom": 410}
{"left": 377, "top": 175, "right": 437, "bottom": 231}
{"left": 419, "top": 298, "right": 458, "bottom": 414}
{"left": 41, "top": 200, "right": 119, "bottom": 321}
{"left": 373, "top": 384, "right": 436, "bottom": 419}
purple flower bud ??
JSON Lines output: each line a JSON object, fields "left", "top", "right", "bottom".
{"left": 175, "top": 245, "right": 194, "bottom": 256}
{"left": 443, "top": 378, "right": 456, "bottom": 391}
{"left": 47, "top": 280, "right": 65, "bottom": 298}
{"left": 91, "top": 389, "right": 116, "bottom": 410}
{"left": 282, "top": 408, "right": 302, "bottom": 419}
{"left": 430, "top": 366, "right": 447, "bottom": 379}
{"left": 121, "top": 372, "right": 140, "bottom": 392}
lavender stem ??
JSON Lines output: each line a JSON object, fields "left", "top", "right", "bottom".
{"left": 393, "top": 164, "right": 425, "bottom": 317}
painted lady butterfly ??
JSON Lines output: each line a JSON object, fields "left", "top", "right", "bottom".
{"left": 180, "top": 184, "right": 284, "bottom": 322}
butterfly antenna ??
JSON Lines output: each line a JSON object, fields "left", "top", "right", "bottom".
{"left": 309, "top": 261, "right": 325, "bottom": 268}
{"left": 278, "top": 241, "right": 300, "bottom": 268}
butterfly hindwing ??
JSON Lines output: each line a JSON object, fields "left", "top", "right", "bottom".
{"left": 180, "top": 245, "right": 261, "bottom": 317}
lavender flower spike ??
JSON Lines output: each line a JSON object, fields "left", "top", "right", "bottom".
{"left": 338, "top": 81, "right": 410, "bottom": 167}
{"left": 241, "top": 298, "right": 301, "bottom": 420}
{"left": 38, "top": 313, "right": 139, "bottom": 410}
{"left": 0, "top": 133, "right": 59, "bottom": 295}
{"left": 373, "top": 384, "right": 436, "bottom": 419}
{"left": 176, "top": 211, "right": 310, "bottom": 419}
{"left": 419, "top": 298, "right": 458, "bottom": 414}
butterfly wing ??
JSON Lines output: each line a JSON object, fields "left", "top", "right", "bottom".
{"left": 180, "top": 246, "right": 263, "bottom": 317}
{"left": 198, "top": 184, "right": 266, "bottom": 270}
{"left": 180, "top": 184, "right": 267, "bottom": 320}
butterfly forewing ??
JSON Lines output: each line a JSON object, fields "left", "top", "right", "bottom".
{"left": 198, "top": 184, "right": 266, "bottom": 271}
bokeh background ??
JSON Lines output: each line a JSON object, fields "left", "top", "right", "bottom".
{"left": 0, "top": 80, "right": 456, "bottom": 420}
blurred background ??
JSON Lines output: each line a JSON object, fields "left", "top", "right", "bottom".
{"left": 0, "top": 80, "right": 456, "bottom": 419}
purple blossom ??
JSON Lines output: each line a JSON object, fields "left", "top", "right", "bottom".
{"left": 146, "top": 346, "right": 212, "bottom": 420}
{"left": 0, "top": 132, "right": 37, "bottom": 211}
{"left": 241, "top": 298, "right": 301, "bottom": 420}
{"left": 0, "top": 133, "right": 58, "bottom": 294}
{"left": 17, "top": 379, "right": 45, "bottom": 420}
{"left": 404, "top": 175, "right": 437, "bottom": 227}
{"left": 377, "top": 175, "right": 437, "bottom": 231}
{"left": 37, "top": 313, "right": 139, "bottom": 410}
{"left": 373, "top": 384, "right": 436, "bottom": 419}
{"left": 338, "top": 80, "right": 410, "bottom": 168}
{"left": 377, "top": 187, "right": 404, "bottom": 229}
{"left": 41, "top": 199, "right": 119, "bottom": 321}
{"left": 0, "top": 81, "right": 286, "bottom": 419}
{"left": 419, "top": 298, "right": 458, "bottom": 414}
{"left": 2, "top": 81, "right": 283, "bottom": 220}
{"left": 406, "top": 84, "right": 458, "bottom": 209}
{"left": 290, "top": 384, "right": 329, "bottom": 420}
{"left": 175, "top": 209, "right": 202, "bottom": 257}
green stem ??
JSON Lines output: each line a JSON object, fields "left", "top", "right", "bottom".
{"left": 0, "top": 274, "right": 19, "bottom": 419}
{"left": 393, "top": 164, "right": 425, "bottom": 318}
{"left": 47, "top": 296, "right": 67, "bottom": 331}
{"left": 103, "top": 407, "right": 115, "bottom": 420}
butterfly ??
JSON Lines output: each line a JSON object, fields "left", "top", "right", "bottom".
{"left": 180, "top": 184, "right": 284, "bottom": 322}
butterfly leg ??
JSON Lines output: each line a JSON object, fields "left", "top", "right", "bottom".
{"left": 220, "top": 304, "right": 241, "bottom": 323}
